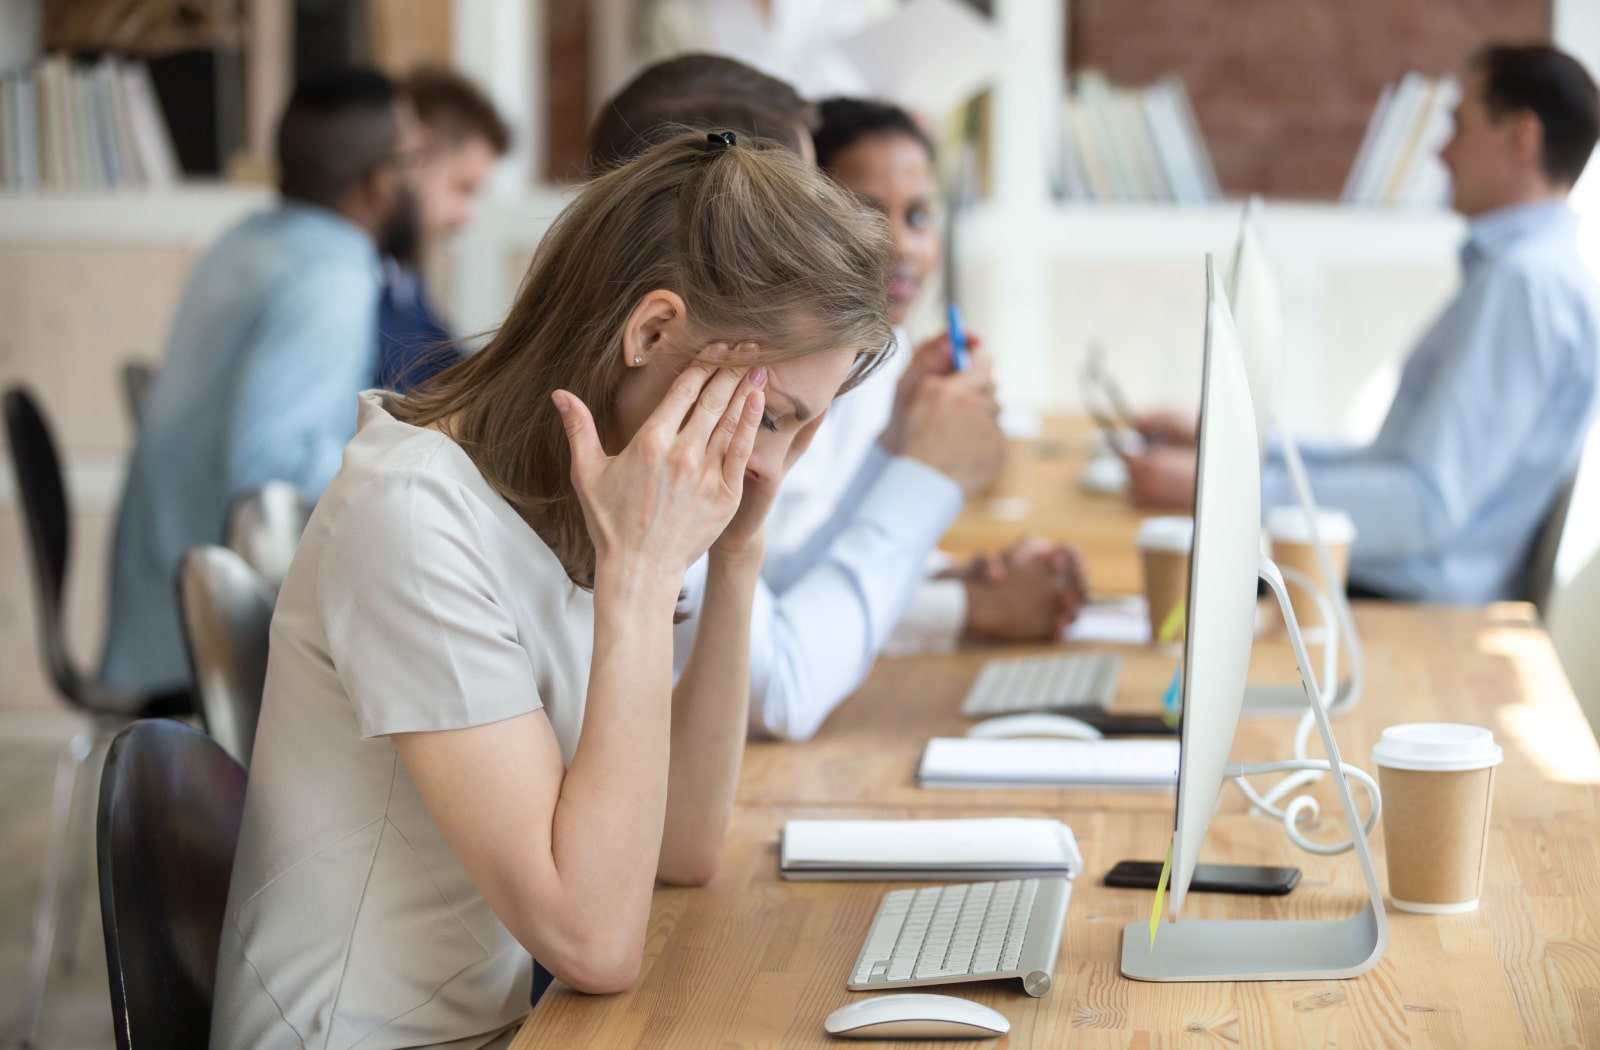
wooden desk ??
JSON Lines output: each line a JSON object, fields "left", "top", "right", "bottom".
{"left": 514, "top": 417, "right": 1600, "bottom": 1047}
{"left": 516, "top": 782, "right": 1599, "bottom": 1047}
{"left": 516, "top": 603, "right": 1600, "bottom": 1048}
{"left": 942, "top": 417, "right": 1154, "bottom": 594}
{"left": 738, "top": 603, "right": 1594, "bottom": 822}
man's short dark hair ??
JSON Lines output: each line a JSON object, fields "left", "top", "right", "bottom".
{"left": 586, "top": 53, "right": 816, "bottom": 176}
{"left": 277, "top": 68, "right": 401, "bottom": 209}
{"left": 405, "top": 68, "right": 512, "bottom": 156}
{"left": 1472, "top": 44, "right": 1600, "bottom": 187}
{"left": 813, "top": 98, "right": 935, "bottom": 172}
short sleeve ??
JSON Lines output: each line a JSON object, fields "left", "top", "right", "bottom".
{"left": 316, "top": 470, "right": 542, "bottom": 738}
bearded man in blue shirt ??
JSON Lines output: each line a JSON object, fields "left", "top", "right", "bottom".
{"left": 1126, "top": 43, "right": 1600, "bottom": 605}
{"left": 101, "top": 69, "right": 427, "bottom": 696}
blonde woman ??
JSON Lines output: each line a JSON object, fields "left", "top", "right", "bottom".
{"left": 211, "top": 131, "right": 892, "bottom": 1049}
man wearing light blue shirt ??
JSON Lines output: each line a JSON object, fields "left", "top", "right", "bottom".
{"left": 1128, "top": 44, "right": 1600, "bottom": 605}
{"left": 101, "top": 70, "right": 425, "bottom": 695}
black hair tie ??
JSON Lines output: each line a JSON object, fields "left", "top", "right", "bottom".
{"left": 706, "top": 130, "right": 736, "bottom": 152}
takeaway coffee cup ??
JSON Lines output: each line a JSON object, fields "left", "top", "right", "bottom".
{"left": 1371, "top": 723, "right": 1503, "bottom": 914}
{"left": 1137, "top": 516, "right": 1193, "bottom": 642}
{"left": 1266, "top": 506, "right": 1356, "bottom": 635}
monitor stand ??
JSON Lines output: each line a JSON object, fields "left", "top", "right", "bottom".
{"left": 1120, "top": 555, "right": 1388, "bottom": 982}
{"left": 1244, "top": 426, "right": 1363, "bottom": 718}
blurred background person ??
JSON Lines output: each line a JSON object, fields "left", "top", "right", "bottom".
{"left": 593, "top": 56, "right": 1085, "bottom": 742}
{"left": 1124, "top": 43, "right": 1600, "bottom": 606}
{"left": 377, "top": 67, "right": 511, "bottom": 393}
{"left": 100, "top": 69, "right": 424, "bottom": 698}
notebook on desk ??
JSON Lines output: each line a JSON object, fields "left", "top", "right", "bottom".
{"left": 918, "top": 737, "right": 1180, "bottom": 789}
{"left": 780, "top": 817, "right": 1084, "bottom": 881}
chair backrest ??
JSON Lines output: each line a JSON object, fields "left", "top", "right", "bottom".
{"left": 120, "top": 360, "right": 155, "bottom": 429}
{"left": 3, "top": 385, "right": 83, "bottom": 703}
{"left": 1527, "top": 470, "right": 1580, "bottom": 615}
{"left": 225, "top": 481, "right": 314, "bottom": 591}
{"left": 97, "top": 719, "right": 246, "bottom": 1050}
{"left": 178, "top": 546, "right": 274, "bottom": 766}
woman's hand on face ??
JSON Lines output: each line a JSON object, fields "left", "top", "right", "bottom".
{"left": 710, "top": 410, "right": 825, "bottom": 563}
{"left": 554, "top": 362, "right": 766, "bottom": 581}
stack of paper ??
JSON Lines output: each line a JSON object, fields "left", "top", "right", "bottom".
{"left": 780, "top": 817, "right": 1084, "bottom": 881}
{"left": 919, "top": 738, "right": 1180, "bottom": 789}
{"left": 1340, "top": 73, "right": 1459, "bottom": 208}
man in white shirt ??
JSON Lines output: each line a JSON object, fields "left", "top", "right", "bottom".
{"left": 591, "top": 64, "right": 1087, "bottom": 740}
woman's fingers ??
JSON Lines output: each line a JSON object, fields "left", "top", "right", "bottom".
{"left": 640, "top": 359, "right": 719, "bottom": 437}
{"left": 682, "top": 365, "right": 748, "bottom": 445}
{"left": 720, "top": 389, "right": 764, "bottom": 492}
{"left": 553, "top": 390, "right": 604, "bottom": 485}
{"left": 707, "top": 367, "right": 766, "bottom": 462}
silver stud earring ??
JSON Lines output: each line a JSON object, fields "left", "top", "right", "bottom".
{"left": 633, "top": 355, "right": 644, "bottom": 366}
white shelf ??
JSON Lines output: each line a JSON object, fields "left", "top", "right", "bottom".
{"left": 0, "top": 182, "right": 273, "bottom": 244}
{"left": 962, "top": 199, "right": 1464, "bottom": 262}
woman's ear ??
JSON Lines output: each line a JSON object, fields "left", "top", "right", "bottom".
{"left": 620, "top": 290, "right": 689, "bottom": 370}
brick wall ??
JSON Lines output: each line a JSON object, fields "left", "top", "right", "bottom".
{"left": 546, "top": 1, "right": 592, "bottom": 182}
{"left": 1069, "top": 0, "right": 1550, "bottom": 200}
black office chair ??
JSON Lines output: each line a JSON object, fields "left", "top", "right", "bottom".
{"left": 119, "top": 360, "right": 155, "bottom": 430}
{"left": 3, "top": 385, "right": 190, "bottom": 1048}
{"left": 1527, "top": 469, "right": 1580, "bottom": 617}
{"left": 97, "top": 719, "right": 246, "bottom": 1050}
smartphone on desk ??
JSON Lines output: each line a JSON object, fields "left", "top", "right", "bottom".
{"left": 1052, "top": 706, "right": 1176, "bottom": 737}
{"left": 1104, "top": 860, "right": 1301, "bottom": 896}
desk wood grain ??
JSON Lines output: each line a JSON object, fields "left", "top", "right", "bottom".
{"left": 515, "top": 602, "right": 1600, "bottom": 1048}
{"left": 514, "top": 795, "right": 1598, "bottom": 1048}
{"left": 942, "top": 418, "right": 1152, "bottom": 594}
{"left": 740, "top": 603, "right": 1598, "bottom": 824}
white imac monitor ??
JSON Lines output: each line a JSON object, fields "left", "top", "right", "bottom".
{"left": 1226, "top": 197, "right": 1281, "bottom": 457}
{"left": 1119, "top": 257, "right": 1386, "bottom": 982}
{"left": 1227, "top": 199, "right": 1365, "bottom": 717}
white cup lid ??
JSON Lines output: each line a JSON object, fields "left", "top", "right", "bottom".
{"left": 1370, "top": 723, "right": 1503, "bottom": 772}
{"left": 1137, "top": 516, "right": 1194, "bottom": 553}
{"left": 1266, "top": 505, "right": 1356, "bottom": 545}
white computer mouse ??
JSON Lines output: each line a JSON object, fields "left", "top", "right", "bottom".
{"left": 823, "top": 993, "right": 1010, "bottom": 1040}
{"left": 1079, "top": 451, "right": 1128, "bottom": 494}
{"left": 967, "top": 713, "right": 1104, "bottom": 741}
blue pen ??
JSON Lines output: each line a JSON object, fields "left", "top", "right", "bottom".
{"left": 946, "top": 303, "right": 970, "bottom": 371}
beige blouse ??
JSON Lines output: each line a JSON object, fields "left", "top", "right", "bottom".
{"left": 211, "top": 393, "right": 594, "bottom": 1049}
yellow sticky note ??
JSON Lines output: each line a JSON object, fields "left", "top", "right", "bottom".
{"left": 1157, "top": 596, "right": 1186, "bottom": 644}
{"left": 1148, "top": 833, "right": 1174, "bottom": 949}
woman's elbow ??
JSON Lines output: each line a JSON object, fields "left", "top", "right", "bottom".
{"left": 519, "top": 909, "right": 647, "bottom": 994}
{"left": 563, "top": 956, "right": 641, "bottom": 996}
{"left": 755, "top": 694, "right": 824, "bottom": 744}
{"left": 541, "top": 935, "right": 643, "bottom": 995}
{"left": 658, "top": 854, "right": 720, "bottom": 887}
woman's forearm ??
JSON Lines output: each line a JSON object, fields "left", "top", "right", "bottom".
{"left": 658, "top": 547, "right": 762, "bottom": 883}
{"left": 546, "top": 561, "right": 682, "bottom": 953}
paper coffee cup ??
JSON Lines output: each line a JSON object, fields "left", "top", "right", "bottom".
{"left": 1266, "top": 506, "right": 1355, "bottom": 635}
{"left": 1137, "top": 516, "right": 1193, "bottom": 642}
{"left": 1371, "top": 723, "right": 1502, "bottom": 914}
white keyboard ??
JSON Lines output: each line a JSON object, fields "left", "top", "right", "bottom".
{"left": 960, "top": 653, "right": 1122, "bottom": 717}
{"left": 846, "top": 878, "right": 1071, "bottom": 997}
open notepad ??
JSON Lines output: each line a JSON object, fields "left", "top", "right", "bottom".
{"left": 780, "top": 818, "right": 1084, "bottom": 881}
{"left": 918, "top": 738, "right": 1180, "bottom": 790}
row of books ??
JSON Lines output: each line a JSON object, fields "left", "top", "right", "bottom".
{"left": 1341, "top": 72, "right": 1459, "bottom": 208}
{"left": 1055, "top": 72, "right": 1222, "bottom": 205}
{"left": 0, "top": 55, "right": 182, "bottom": 192}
